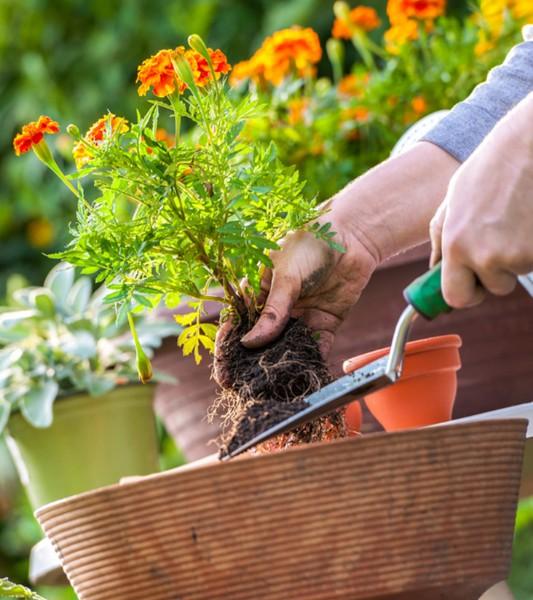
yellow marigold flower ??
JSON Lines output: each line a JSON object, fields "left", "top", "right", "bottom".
{"left": 387, "top": 0, "right": 446, "bottom": 24}
{"left": 474, "top": 29, "right": 497, "bottom": 55}
{"left": 332, "top": 6, "right": 382, "bottom": 38}
{"left": 72, "top": 113, "right": 129, "bottom": 168}
{"left": 13, "top": 116, "right": 59, "bottom": 156}
{"left": 231, "top": 27, "right": 321, "bottom": 86}
{"left": 477, "top": 0, "right": 507, "bottom": 37}
{"left": 411, "top": 95, "right": 428, "bottom": 114}
{"left": 338, "top": 72, "right": 369, "bottom": 97}
{"left": 384, "top": 18, "right": 420, "bottom": 54}
{"left": 510, "top": 0, "right": 533, "bottom": 21}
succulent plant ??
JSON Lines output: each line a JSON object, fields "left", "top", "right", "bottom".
{"left": 0, "top": 263, "right": 178, "bottom": 433}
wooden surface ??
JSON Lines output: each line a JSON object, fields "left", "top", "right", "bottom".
{"left": 37, "top": 420, "right": 526, "bottom": 600}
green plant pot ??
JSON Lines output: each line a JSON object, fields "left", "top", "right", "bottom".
{"left": 6, "top": 384, "right": 159, "bottom": 510}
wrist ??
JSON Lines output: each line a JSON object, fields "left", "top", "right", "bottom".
{"left": 325, "top": 141, "right": 460, "bottom": 264}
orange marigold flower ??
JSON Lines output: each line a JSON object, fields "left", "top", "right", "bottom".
{"left": 341, "top": 106, "right": 370, "bottom": 123}
{"left": 231, "top": 27, "right": 321, "bottom": 87}
{"left": 208, "top": 49, "right": 232, "bottom": 77}
{"left": 13, "top": 115, "right": 60, "bottom": 156}
{"left": 137, "top": 48, "right": 184, "bottom": 97}
{"left": 387, "top": 0, "right": 446, "bottom": 24}
{"left": 287, "top": 98, "right": 309, "bottom": 125}
{"left": 338, "top": 72, "right": 369, "bottom": 97}
{"left": 73, "top": 113, "right": 129, "bottom": 168}
{"left": 187, "top": 48, "right": 231, "bottom": 87}
{"left": 384, "top": 18, "right": 420, "bottom": 53}
{"left": 86, "top": 114, "right": 129, "bottom": 143}
{"left": 332, "top": 6, "right": 382, "bottom": 38}
{"left": 137, "top": 46, "right": 231, "bottom": 96}
{"left": 332, "top": 18, "right": 352, "bottom": 39}
{"left": 230, "top": 55, "right": 266, "bottom": 86}
{"left": 411, "top": 95, "right": 428, "bottom": 114}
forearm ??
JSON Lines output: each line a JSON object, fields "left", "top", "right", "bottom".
{"left": 498, "top": 90, "right": 533, "bottom": 159}
{"left": 327, "top": 141, "right": 460, "bottom": 263}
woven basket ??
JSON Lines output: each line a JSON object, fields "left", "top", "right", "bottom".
{"left": 36, "top": 420, "right": 526, "bottom": 600}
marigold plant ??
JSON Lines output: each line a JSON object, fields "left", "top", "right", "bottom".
{"left": 14, "top": 35, "right": 341, "bottom": 368}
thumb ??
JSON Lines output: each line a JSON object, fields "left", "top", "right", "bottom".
{"left": 241, "top": 272, "right": 300, "bottom": 348}
{"left": 429, "top": 201, "right": 447, "bottom": 267}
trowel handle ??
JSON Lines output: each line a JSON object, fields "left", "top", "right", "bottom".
{"left": 404, "top": 262, "right": 452, "bottom": 320}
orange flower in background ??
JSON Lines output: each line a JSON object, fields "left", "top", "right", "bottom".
{"left": 13, "top": 115, "right": 60, "bottom": 155}
{"left": 387, "top": 0, "right": 446, "bottom": 23}
{"left": 262, "top": 27, "right": 322, "bottom": 84}
{"left": 73, "top": 113, "right": 129, "bottom": 168}
{"left": 338, "top": 72, "right": 370, "bottom": 97}
{"left": 384, "top": 18, "right": 421, "bottom": 53}
{"left": 341, "top": 106, "right": 370, "bottom": 123}
{"left": 231, "top": 27, "right": 321, "bottom": 87}
{"left": 230, "top": 58, "right": 261, "bottom": 86}
{"left": 146, "top": 128, "right": 176, "bottom": 155}
{"left": 411, "top": 95, "right": 428, "bottom": 114}
{"left": 137, "top": 46, "right": 231, "bottom": 96}
{"left": 332, "top": 6, "right": 382, "bottom": 38}
{"left": 287, "top": 98, "right": 309, "bottom": 125}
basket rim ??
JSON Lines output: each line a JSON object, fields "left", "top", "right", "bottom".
{"left": 35, "top": 418, "right": 527, "bottom": 518}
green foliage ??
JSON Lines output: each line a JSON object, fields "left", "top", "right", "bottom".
{"left": 0, "top": 579, "right": 45, "bottom": 600}
{"left": 509, "top": 498, "right": 533, "bottom": 599}
{"left": 0, "top": 262, "right": 178, "bottom": 434}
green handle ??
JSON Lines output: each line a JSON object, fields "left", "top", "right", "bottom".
{"left": 404, "top": 262, "right": 452, "bottom": 320}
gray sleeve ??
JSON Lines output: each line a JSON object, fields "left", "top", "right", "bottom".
{"left": 422, "top": 40, "right": 533, "bottom": 162}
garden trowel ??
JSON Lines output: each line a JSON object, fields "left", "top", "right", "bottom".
{"left": 227, "top": 263, "right": 533, "bottom": 458}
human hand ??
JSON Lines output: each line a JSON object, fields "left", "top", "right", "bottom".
{"left": 429, "top": 93, "right": 533, "bottom": 308}
{"left": 237, "top": 221, "right": 379, "bottom": 358}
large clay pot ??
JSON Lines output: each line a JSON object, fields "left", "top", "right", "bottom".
{"left": 344, "top": 334, "right": 462, "bottom": 431}
{"left": 37, "top": 420, "right": 527, "bottom": 600}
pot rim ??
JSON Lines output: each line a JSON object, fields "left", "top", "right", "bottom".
{"left": 343, "top": 334, "right": 462, "bottom": 373}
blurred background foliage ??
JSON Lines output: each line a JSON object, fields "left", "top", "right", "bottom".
{"left": 0, "top": 1, "right": 532, "bottom": 598}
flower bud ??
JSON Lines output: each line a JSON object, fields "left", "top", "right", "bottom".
{"left": 66, "top": 124, "right": 81, "bottom": 140}
{"left": 326, "top": 38, "right": 345, "bottom": 67}
{"left": 128, "top": 312, "right": 153, "bottom": 384}
{"left": 172, "top": 55, "right": 197, "bottom": 93}
{"left": 333, "top": 1, "right": 351, "bottom": 22}
{"left": 136, "top": 345, "right": 153, "bottom": 384}
{"left": 188, "top": 34, "right": 210, "bottom": 60}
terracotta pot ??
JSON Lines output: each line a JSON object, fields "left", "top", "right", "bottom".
{"left": 36, "top": 420, "right": 526, "bottom": 600}
{"left": 344, "top": 335, "right": 462, "bottom": 432}
{"left": 344, "top": 401, "right": 363, "bottom": 436}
